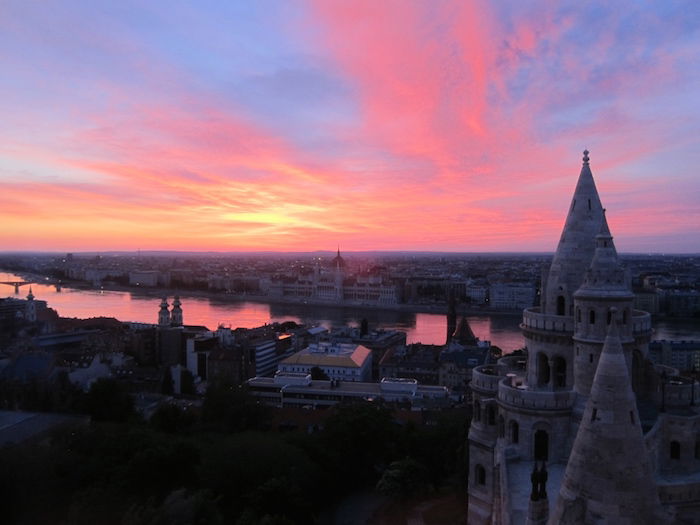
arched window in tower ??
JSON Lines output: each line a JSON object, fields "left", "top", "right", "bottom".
{"left": 632, "top": 350, "right": 644, "bottom": 394}
{"left": 534, "top": 429, "right": 549, "bottom": 461}
{"left": 670, "top": 441, "right": 681, "bottom": 460}
{"left": 473, "top": 400, "right": 481, "bottom": 422}
{"left": 556, "top": 296, "right": 565, "bottom": 316}
{"left": 623, "top": 309, "right": 628, "bottom": 324}
{"left": 498, "top": 415, "right": 505, "bottom": 438}
{"left": 589, "top": 309, "right": 596, "bottom": 325}
{"left": 588, "top": 198, "right": 591, "bottom": 210}
{"left": 576, "top": 308, "right": 581, "bottom": 323}
{"left": 607, "top": 310, "right": 612, "bottom": 325}
{"left": 553, "top": 357, "right": 566, "bottom": 388}
{"left": 487, "top": 406, "right": 496, "bottom": 426}
{"left": 509, "top": 421, "right": 519, "bottom": 444}
{"left": 475, "top": 464, "right": 486, "bottom": 485}
{"left": 537, "top": 353, "right": 550, "bottom": 387}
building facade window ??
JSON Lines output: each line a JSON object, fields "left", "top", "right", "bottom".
{"left": 475, "top": 464, "right": 486, "bottom": 485}
{"left": 509, "top": 421, "right": 519, "bottom": 444}
{"left": 534, "top": 429, "right": 549, "bottom": 461}
{"left": 670, "top": 441, "right": 681, "bottom": 460}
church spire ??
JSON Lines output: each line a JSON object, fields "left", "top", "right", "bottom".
{"left": 26, "top": 286, "right": 34, "bottom": 301}
{"left": 170, "top": 296, "right": 183, "bottom": 326}
{"left": 542, "top": 150, "right": 605, "bottom": 315}
{"left": 550, "top": 310, "right": 667, "bottom": 524}
{"left": 158, "top": 297, "right": 170, "bottom": 327}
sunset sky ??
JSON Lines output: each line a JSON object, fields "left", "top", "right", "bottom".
{"left": 1, "top": 1, "right": 698, "bottom": 253}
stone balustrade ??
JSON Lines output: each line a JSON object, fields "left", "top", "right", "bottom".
{"left": 471, "top": 365, "right": 502, "bottom": 393}
{"left": 664, "top": 377, "right": 699, "bottom": 407}
{"left": 658, "top": 481, "right": 700, "bottom": 505}
{"left": 497, "top": 355, "right": 527, "bottom": 375}
{"left": 521, "top": 307, "right": 574, "bottom": 333}
{"left": 498, "top": 378, "right": 576, "bottom": 410}
{"left": 631, "top": 309, "right": 652, "bottom": 334}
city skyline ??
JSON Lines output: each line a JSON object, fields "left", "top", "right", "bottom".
{"left": 1, "top": 1, "right": 699, "bottom": 253}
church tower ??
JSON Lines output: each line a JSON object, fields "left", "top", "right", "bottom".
{"left": 550, "top": 312, "right": 668, "bottom": 524}
{"left": 25, "top": 286, "right": 37, "bottom": 323}
{"left": 158, "top": 297, "right": 170, "bottom": 327}
{"left": 170, "top": 296, "right": 183, "bottom": 327}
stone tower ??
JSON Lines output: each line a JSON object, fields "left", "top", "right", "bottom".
{"left": 572, "top": 212, "right": 636, "bottom": 405}
{"left": 542, "top": 150, "right": 604, "bottom": 317}
{"left": 170, "top": 296, "right": 183, "bottom": 327}
{"left": 550, "top": 312, "right": 668, "bottom": 524}
{"left": 523, "top": 151, "right": 605, "bottom": 392}
{"left": 158, "top": 297, "right": 170, "bottom": 327}
{"left": 25, "top": 286, "right": 37, "bottom": 323}
{"left": 446, "top": 288, "right": 457, "bottom": 344}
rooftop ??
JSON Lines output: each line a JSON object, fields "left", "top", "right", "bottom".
{"left": 281, "top": 342, "right": 371, "bottom": 368}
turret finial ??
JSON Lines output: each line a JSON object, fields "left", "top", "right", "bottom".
{"left": 583, "top": 149, "right": 590, "bottom": 164}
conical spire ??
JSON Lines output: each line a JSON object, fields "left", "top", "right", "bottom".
{"left": 26, "top": 286, "right": 34, "bottom": 301}
{"left": 550, "top": 311, "right": 666, "bottom": 524}
{"left": 575, "top": 210, "right": 631, "bottom": 297}
{"left": 543, "top": 150, "right": 605, "bottom": 315}
{"left": 446, "top": 289, "right": 457, "bottom": 344}
{"left": 453, "top": 316, "right": 478, "bottom": 346}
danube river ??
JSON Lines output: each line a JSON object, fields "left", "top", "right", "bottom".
{"left": 2, "top": 272, "right": 698, "bottom": 351}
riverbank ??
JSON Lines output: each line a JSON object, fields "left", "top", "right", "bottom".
{"left": 9, "top": 270, "right": 524, "bottom": 318}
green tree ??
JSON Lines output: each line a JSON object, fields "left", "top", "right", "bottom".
{"left": 86, "top": 378, "right": 134, "bottom": 422}
{"left": 376, "top": 457, "right": 432, "bottom": 499}
{"left": 309, "top": 366, "right": 329, "bottom": 380}
{"left": 180, "top": 370, "right": 196, "bottom": 395}
{"left": 161, "top": 369, "right": 174, "bottom": 395}
{"left": 318, "top": 402, "right": 399, "bottom": 488}
{"left": 150, "top": 403, "right": 195, "bottom": 434}
{"left": 201, "top": 382, "right": 270, "bottom": 433}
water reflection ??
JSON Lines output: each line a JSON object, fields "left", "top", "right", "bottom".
{"left": 2, "top": 271, "right": 698, "bottom": 351}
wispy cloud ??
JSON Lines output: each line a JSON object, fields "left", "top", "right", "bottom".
{"left": 0, "top": 0, "right": 698, "bottom": 251}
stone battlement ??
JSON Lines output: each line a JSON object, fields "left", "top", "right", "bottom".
{"left": 522, "top": 307, "right": 574, "bottom": 333}
{"left": 472, "top": 365, "right": 502, "bottom": 393}
{"left": 498, "top": 378, "right": 576, "bottom": 411}
{"left": 631, "top": 309, "right": 652, "bottom": 334}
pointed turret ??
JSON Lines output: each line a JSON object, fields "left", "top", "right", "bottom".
{"left": 543, "top": 150, "right": 605, "bottom": 316}
{"left": 25, "top": 286, "right": 37, "bottom": 323}
{"left": 446, "top": 289, "right": 457, "bottom": 344}
{"left": 453, "top": 316, "right": 478, "bottom": 346}
{"left": 550, "top": 310, "right": 666, "bottom": 524}
{"left": 572, "top": 215, "right": 635, "bottom": 398}
{"left": 158, "top": 297, "right": 170, "bottom": 327}
{"left": 170, "top": 296, "right": 183, "bottom": 326}
{"left": 330, "top": 247, "right": 345, "bottom": 270}
{"left": 575, "top": 210, "right": 631, "bottom": 297}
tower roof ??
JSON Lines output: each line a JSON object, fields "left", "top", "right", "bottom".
{"left": 453, "top": 316, "right": 479, "bottom": 346}
{"left": 574, "top": 210, "right": 633, "bottom": 299}
{"left": 330, "top": 247, "right": 346, "bottom": 269}
{"left": 550, "top": 312, "right": 666, "bottom": 524}
{"left": 543, "top": 150, "right": 605, "bottom": 314}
